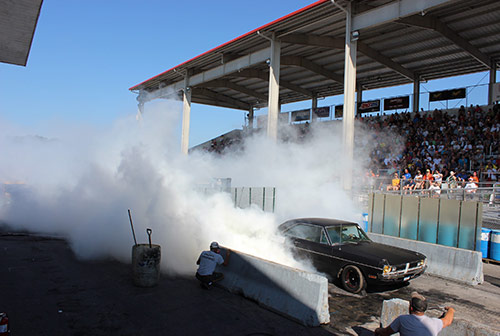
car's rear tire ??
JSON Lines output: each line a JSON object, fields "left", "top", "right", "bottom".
{"left": 340, "top": 265, "right": 365, "bottom": 294}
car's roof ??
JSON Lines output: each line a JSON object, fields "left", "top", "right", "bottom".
{"left": 279, "top": 218, "right": 357, "bottom": 229}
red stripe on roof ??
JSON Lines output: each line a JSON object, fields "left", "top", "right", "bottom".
{"left": 129, "top": 0, "right": 330, "bottom": 91}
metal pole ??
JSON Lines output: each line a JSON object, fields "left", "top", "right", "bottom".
{"left": 181, "top": 75, "right": 192, "bottom": 155}
{"left": 248, "top": 106, "right": 254, "bottom": 129}
{"left": 341, "top": 1, "right": 357, "bottom": 192}
{"left": 398, "top": 195, "right": 403, "bottom": 237}
{"left": 456, "top": 201, "right": 462, "bottom": 248}
{"left": 312, "top": 95, "right": 318, "bottom": 110}
{"left": 357, "top": 84, "right": 363, "bottom": 117}
{"left": 249, "top": 187, "right": 252, "bottom": 207}
{"left": 416, "top": 197, "right": 421, "bottom": 241}
{"left": 381, "top": 194, "right": 386, "bottom": 234}
{"left": 488, "top": 60, "right": 497, "bottom": 105}
{"left": 272, "top": 187, "right": 276, "bottom": 213}
{"left": 267, "top": 34, "right": 281, "bottom": 141}
{"left": 436, "top": 199, "right": 441, "bottom": 244}
{"left": 262, "top": 187, "right": 266, "bottom": 211}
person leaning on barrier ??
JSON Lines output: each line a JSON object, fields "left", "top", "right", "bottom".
{"left": 446, "top": 171, "right": 458, "bottom": 189}
{"left": 195, "top": 241, "right": 230, "bottom": 290}
{"left": 374, "top": 292, "right": 455, "bottom": 336}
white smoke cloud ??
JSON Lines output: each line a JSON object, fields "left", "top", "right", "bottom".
{"left": 0, "top": 100, "right": 376, "bottom": 276}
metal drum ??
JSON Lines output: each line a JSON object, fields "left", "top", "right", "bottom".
{"left": 490, "top": 230, "right": 500, "bottom": 261}
{"left": 480, "top": 228, "right": 491, "bottom": 259}
{"left": 361, "top": 213, "right": 369, "bottom": 232}
{"left": 132, "top": 244, "right": 161, "bottom": 287}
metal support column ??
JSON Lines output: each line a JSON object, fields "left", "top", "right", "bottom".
{"left": 342, "top": 1, "right": 357, "bottom": 192}
{"left": 312, "top": 95, "right": 318, "bottom": 120}
{"left": 136, "top": 92, "right": 145, "bottom": 121}
{"left": 181, "top": 76, "right": 191, "bottom": 155}
{"left": 356, "top": 85, "right": 363, "bottom": 116}
{"left": 413, "top": 78, "right": 420, "bottom": 113}
{"left": 312, "top": 95, "right": 318, "bottom": 109}
{"left": 267, "top": 34, "right": 281, "bottom": 140}
{"left": 489, "top": 60, "right": 497, "bottom": 104}
{"left": 136, "top": 102, "right": 144, "bottom": 121}
{"left": 248, "top": 106, "right": 254, "bottom": 129}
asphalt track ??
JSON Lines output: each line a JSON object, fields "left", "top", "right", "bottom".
{"left": 1, "top": 231, "right": 499, "bottom": 335}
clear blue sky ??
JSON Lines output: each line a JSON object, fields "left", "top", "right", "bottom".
{"left": 0, "top": 0, "right": 496, "bottom": 146}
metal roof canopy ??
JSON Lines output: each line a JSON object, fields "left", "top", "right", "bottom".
{"left": 0, "top": 0, "right": 43, "bottom": 66}
{"left": 130, "top": 0, "right": 499, "bottom": 109}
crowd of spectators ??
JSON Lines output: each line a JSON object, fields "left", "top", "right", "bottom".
{"left": 363, "top": 103, "right": 499, "bottom": 192}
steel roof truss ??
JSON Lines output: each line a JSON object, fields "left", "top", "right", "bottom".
{"left": 357, "top": 41, "right": 415, "bottom": 80}
{"left": 352, "top": 0, "right": 454, "bottom": 31}
{"left": 142, "top": 47, "right": 271, "bottom": 102}
{"left": 234, "top": 69, "right": 314, "bottom": 98}
{"left": 281, "top": 33, "right": 414, "bottom": 81}
{"left": 197, "top": 79, "right": 268, "bottom": 102}
{"left": 281, "top": 55, "right": 344, "bottom": 84}
{"left": 192, "top": 88, "right": 250, "bottom": 110}
{"left": 398, "top": 15, "right": 492, "bottom": 68}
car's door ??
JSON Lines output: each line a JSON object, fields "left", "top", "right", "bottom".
{"left": 327, "top": 224, "right": 375, "bottom": 276}
{"left": 325, "top": 225, "right": 345, "bottom": 275}
{"left": 282, "top": 223, "right": 334, "bottom": 274}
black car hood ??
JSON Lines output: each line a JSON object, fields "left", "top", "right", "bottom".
{"left": 338, "top": 241, "right": 425, "bottom": 266}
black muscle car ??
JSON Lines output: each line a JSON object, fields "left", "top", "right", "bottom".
{"left": 278, "top": 218, "right": 427, "bottom": 293}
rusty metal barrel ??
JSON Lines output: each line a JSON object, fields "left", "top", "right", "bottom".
{"left": 132, "top": 244, "right": 161, "bottom": 287}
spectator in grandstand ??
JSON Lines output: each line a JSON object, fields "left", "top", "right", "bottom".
{"left": 423, "top": 169, "right": 434, "bottom": 189}
{"left": 387, "top": 173, "right": 400, "bottom": 191}
{"left": 401, "top": 168, "right": 412, "bottom": 189}
{"left": 470, "top": 171, "right": 479, "bottom": 183}
{"left": 457, "top": 171, "right": 468, "bottom": 186}
{"left": 485, "top": 161, "right": 498, "bottom": 181}
{"left": 465, "top": 177, "right": 478, "bottom": 193}
{"left": 446, "top": 171, "right": 459, "bottom": 189}
{"left": 429, "top": 181, "right": 441, "bottom": 197}
{"left": 433, "top": 170, "right": 443, "bottom": 187}
{"left": 414, "top": 170, "right": 424, "bottom": 190}
{"left": 363, "top": 104, "right": 498, "bottom": 180}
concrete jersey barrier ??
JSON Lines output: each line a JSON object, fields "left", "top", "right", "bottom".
{"left": 367, "top": 233, "right": 483, "bottom": 285}
{"left": 215, "top": 248, "right": 330, "bottom": 326}
{"left": 380, "top": 298, "right": 500, "bottom": 336}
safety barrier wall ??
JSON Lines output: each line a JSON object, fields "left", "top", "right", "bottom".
{"left": 368, "top": 233, "right": 483, "bottom": 285}
{"left": 195, "top": 186, "right": 276, "bottom": 213}
{"left": 216, "top": 248, "right": 330, "bottom": 326}
{"left": 231, "top": 187, "right": 276, "bottom": 212}
{"left": 380, "top": 298, "right": 499, "bottom": 336}
{"left": 368, "top": 193, "right": 482, "bottom": 251}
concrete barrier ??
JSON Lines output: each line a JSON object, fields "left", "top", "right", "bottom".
{"left": 216, "top": 248, "right": 330, "bottom": 326}
{"left": 380, "top": 298, "right": 500, "bottom": 336}
{"left": 367, "top": 233, "right": 483, "bottom": 285}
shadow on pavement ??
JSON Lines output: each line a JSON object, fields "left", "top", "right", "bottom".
{"left": 0, "top": 232, "right": 335, "bottom": 336}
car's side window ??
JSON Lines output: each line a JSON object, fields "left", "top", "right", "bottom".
{"left": 341, "top": 224, "right": 366, "bottom": 242}
{"left": 320, "top": 230, "right": 329, "bottom": 245}
{"left": 284, "top": 224, "right": 323, "bottom": 243}
{"left": 327, "top": 226, "right": 341, "bottom": 244}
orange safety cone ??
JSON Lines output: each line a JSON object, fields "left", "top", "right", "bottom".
{"left": 0, "top": 313, "right": 9, "bottom": 335}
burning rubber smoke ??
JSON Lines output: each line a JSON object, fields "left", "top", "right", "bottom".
{"left": 0, "top": 100, "right": 373, "bottom": 275}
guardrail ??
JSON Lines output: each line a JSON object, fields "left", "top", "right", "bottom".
{"left": 382, "top": 186, "right": 499, "bottom": 205}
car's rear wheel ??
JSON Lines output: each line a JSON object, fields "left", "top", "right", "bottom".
{"left": 340, "top": 265, "right": 365, "bottom": 293}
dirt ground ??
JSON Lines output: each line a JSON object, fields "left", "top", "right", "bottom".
{"left": 1, "top": 231, "right": 499, "bottom": 336}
